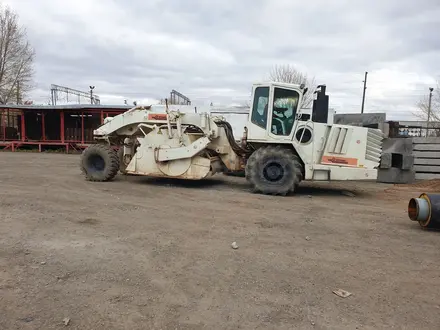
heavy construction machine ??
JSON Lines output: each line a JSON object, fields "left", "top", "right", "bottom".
{"left": 79, "top": 82, "right": 384, "bottom": 195}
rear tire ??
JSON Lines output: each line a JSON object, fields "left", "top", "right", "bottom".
{"left": 80, "top": 144, "right": 119, "bottom": 181}
{"left": 245, "top": 145, "right": 303, "bottom": 196}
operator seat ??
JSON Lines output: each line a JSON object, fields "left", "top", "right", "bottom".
{"left": 272, "top": 107, "right": 287, "bottom": 135}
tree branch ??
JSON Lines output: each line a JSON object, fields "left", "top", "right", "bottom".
{"left": 0, "top": 5, "right": 35, "bottom": 104}
{"left": 413, "top": 81, "right": 440, "bottom": 122}
{"left": 268, "top": 64, "right": 316, "bottom": 108}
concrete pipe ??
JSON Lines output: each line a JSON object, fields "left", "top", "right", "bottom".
{"left": 408, "top": 193, "right": 440, "bottom": 229}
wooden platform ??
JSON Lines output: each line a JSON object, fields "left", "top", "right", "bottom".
{"left": 0, "top": 141, "right": 90, "bottom": 153}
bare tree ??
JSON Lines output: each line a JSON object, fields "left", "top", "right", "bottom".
{"left": 268, "top": 64, "right": 316, "bottom": 108}
{"left": 0, "top": 5, "right": 35, "bottom": 104}
{"left": 414, "top": 81, "right": 440, "bottom": 121}
{"left": 413, "top": 81, "right": 440, "bottom": 136}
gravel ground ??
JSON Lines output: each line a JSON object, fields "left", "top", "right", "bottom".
{"left": 0, "top": 152, "right": 439, "bottom": 330}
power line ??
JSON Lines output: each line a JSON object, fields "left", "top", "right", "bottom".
{"left": 50, "top": 84, "right": 100, "bottom": 105}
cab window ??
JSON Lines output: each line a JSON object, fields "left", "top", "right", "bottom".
{"left": 270, "top": 88, "right": 300, "bottom": 136}
{"left": 250, "top": 87, "right": 269, "bottom": 129}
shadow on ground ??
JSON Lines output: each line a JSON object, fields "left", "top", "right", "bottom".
{"left": 127, "top": 176, "right": 227, "bottom": 189}
{"left": 295, "top": 185, "right": 363, "bottom": 198}
{"left": 120, "top": 173, "right": 365, "bottom": 198}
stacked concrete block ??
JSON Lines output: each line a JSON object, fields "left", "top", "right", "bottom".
{"left": 377, "top": 138, "right": 415, "bottom": 184}
{"left": 412, "top": 137, "right": 440, "bottom": 180}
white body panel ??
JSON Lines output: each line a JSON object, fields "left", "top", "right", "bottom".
{"left": 95, "top": 108, "right": 220, "bottom": 138}
{"left": 96, "top": 105, "right": 248, "bottom": 140}
{"left": 246, "top": 119, "right": 382, "bottom": 181}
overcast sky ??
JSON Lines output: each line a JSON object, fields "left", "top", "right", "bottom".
{"left": 6, "top": 0, "right": 440, "bottom": 120}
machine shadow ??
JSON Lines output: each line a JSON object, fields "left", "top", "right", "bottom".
{"left": 127, "top": 175, "right": 228, "bottom": 189}
{"left": 294, "top": 185, "right": 364, "bottom": 198}
{"left": 123, "top": 174, "right": 366, "bottom": 198}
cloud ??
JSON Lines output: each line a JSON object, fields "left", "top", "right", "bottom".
{"left": 5, "top": 0, "right": 440, "bottom": 120}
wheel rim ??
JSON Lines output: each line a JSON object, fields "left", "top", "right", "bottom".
{"left": 263, "top": 162, "right": 284, "bottom": 182}
{"left": 87, "top": 154, "right": 105, "bottom": 173}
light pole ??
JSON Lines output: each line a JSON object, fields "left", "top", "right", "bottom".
{"left": 426, "top": 87, "right": 434, "bottom": 137}
{"left": 90, "top": 86, "right": 95, "bottom": 104}
{"left": 361, "top": 71, "right": 368, "bottom": 114}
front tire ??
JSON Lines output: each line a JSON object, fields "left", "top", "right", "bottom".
{"left": 245, "top": 146, "right": 303, "bottom": 196}
{"left": 80, "top": 144, "right": 120, "bottom": 181}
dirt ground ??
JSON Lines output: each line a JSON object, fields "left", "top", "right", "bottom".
{"left": 0, "top": 153, "right": 439, "bottom": 330}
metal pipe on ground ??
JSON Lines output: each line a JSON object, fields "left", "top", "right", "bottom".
{"left": 408, "top": 193, "right": 440, "bottom": 229}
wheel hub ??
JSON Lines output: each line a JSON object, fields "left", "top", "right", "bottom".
{"left": 263, "top": 162, "right": 284, "bottom": 182}
{"left": 87, "top": 154, "right": 105, "bottom": 173}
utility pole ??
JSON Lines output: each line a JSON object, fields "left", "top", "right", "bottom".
{"left": 426, "top": 87, "right": 434, "bottom": 137}
{"left": 361, "top": 71, "right": 368, "bottom": 114}
{"left": 89, "top": 86, "right": 95, "bottom": 104}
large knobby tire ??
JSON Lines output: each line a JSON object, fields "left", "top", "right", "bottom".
{"left": 80, "top": 144, "right": 120, "bottom": 182}
{"left": 245, "top": 146, "right": 303, "bottom": 196}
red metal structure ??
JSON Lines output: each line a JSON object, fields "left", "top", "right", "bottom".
{"left": 0, "top": 104, "right": 131, "bottom": 152}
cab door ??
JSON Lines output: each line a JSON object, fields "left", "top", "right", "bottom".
{"left": 267, "top": 85, "right": 301, "bottom": 141}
